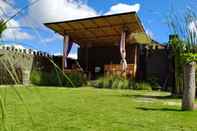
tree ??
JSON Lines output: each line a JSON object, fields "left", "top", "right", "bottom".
{"left": 169, "top": 35, "right": 185, "bottom": 95}
{"left": 0, "top": 20, "right": 6, "bottom": 38}
{"left": 168, "top": 10, "right": 197, "bottom": 110}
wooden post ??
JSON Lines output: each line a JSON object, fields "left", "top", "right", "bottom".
{"left": 85, "top": 45, "right": 89, "bottom": 71}
{"left": 133, "top": 45, "right": 138, "bottom": 78}
{"left": 85, "top": 45, "right": 91, "bottom": 80}
{"left": 120, "top": 31, "right": 127, "bottom": 72}
{"left": 63, "top": 35, "right": 69, "bottom": 72}
{"left": 182, "top": 62, "right": 196, "bottom": 110}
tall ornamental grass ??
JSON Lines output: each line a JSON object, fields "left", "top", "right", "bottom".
{"left": 168, "top": 10, "right": 197, "bottom": 95}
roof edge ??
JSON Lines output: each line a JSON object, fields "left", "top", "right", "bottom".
{"left": 44, "top": 11, "right": 137, "bottom": 25}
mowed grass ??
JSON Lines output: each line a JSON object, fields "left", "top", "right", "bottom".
{"left": 0, "top": 86, "right": 197, "bottom": 131}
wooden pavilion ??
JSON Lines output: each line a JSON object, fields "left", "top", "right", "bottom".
{"left": 45, "top": 12, "right": 154, "bottom": 79}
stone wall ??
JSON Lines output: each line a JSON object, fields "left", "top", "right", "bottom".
{"left": 0, "top": 46, "right": 53, "bottom": 85}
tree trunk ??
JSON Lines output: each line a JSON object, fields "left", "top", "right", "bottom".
{"left": 182, "top": 62, "right": 196, "bottom": 111}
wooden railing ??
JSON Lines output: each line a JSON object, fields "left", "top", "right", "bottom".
{"left": 104, "top": 64, "right": 136, "bottom": 78}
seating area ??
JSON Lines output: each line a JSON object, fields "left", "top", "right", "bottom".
{"left": 104, "top": 64, "right": 136, "bottom": 78}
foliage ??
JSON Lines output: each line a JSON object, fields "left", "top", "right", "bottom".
{"left": 146, "top": 77, "right": 161, "bottom": 90}
{"left": 169, "top": 36, "right": 185, "bottom": 94}
{"left": 0, "top": 21, "right": 6, "bottom": 38}
{"left": 30, "top": 70, "right": 49, "bottom": 86}
{"left": 30, "top": 69, "right": 87, "bottom": 87}
{"left": 89, "top": 76, "right": 133, "bottom": 89}
{"left": 168, "top": 10, "right": 197, "bottom": 95}
{"left": 89, "top": 76, "right": 156, "bottom": 90}
{"left": 134, "top": 82, "right": 152, "bottom": 91}
{"left": 181, "top": 53, "right": 197, "bottom": 64}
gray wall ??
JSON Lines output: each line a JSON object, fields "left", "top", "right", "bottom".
{"left": 0, "top": 48, "right": 53, "bottom": 85}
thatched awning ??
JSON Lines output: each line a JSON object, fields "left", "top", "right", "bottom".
{"left": 45, "top": 12, "right": 149, "bottom": 47}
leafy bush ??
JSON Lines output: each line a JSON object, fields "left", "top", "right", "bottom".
{"left": 146, "top": 77, "right": 161, "bottom": 90}
{"left": 0, "top": 21, "right": 6, "bottom": 37}
{"left": 30, "top": 70, "right": 55, "bottom": 86}
{"left": 61, "top": 72, "right": 87, "bottom": 87}
{"left": 30, "top": 70, "right": 43, "bottom": 85}
{"left": 89, "top": 76, "right": 154, "bottom": 91}
{"left": 30, "top": 68, "right": 87, "bottom": 87}
{"left": 89, "top": 76, "right": 134, "bottom": 89}
{"left": 134, "top": 82, "right": 152, "bottom": 91}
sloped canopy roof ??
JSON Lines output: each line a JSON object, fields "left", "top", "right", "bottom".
{"left": 45, "top": 12, "right": 148, "bottom": 47}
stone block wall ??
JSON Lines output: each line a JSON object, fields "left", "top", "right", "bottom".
{"left": 0, "top": 46, "right": 53, "bottom": 85}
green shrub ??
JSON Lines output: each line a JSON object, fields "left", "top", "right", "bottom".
{"left": 134, "top": 82, "right": 152, "bottom": 91}
{"left": 113, "top": 79, "right": 130, "bottom": 89}
{"left": 30, "top": 70, "right": 50, "bottom": 86}
{"left": 61, "top": 72, "right": 87, "bottom": 87}
{"left": 90, "top": 76, "right": 134, "bottom": 89}
{"left": 111, "top": 78, "right": 120, "bottom": 89}
{"left": 146, "top": 77, "right": 161, "bottom": 90}
{"left": 30, "top": 70, "right": 41, "bottom": 85}
{"left": 89, "top": 76, "right": 155, "bottom": 91}
{"left": 30, "top": 68, "right": 87, "bottom": 87}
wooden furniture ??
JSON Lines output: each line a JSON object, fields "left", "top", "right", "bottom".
{"left": 104, "top": 64, "right": 136, "bottom": 78}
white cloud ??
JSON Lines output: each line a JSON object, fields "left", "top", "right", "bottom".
{"left": 2, "top": 19, "right": 33, "bottom": 40}
{"left": 0, "top": 0, "right": 11, "bottom": 17}
{"left": 27, "top": 1, "right": 140, "bottom": 24}
{"left": 104, "top": 3, "right": 140, "bottom": 15}
{"left": 28, "top": 0, "right": 98, "bottom": 23}
{"left": 0, "top": 0, "right": 32, "bottom": 40}
{"left": 53, "top": 52, "right": 78, "bottom": 60}
{"left": 53, "top": 52, "right": 62, "bottom": 56}
{"left": 68, "top": 52, "right": 78, "bottom": 60}
{"left": 42, "top": 35, "right": 59, "bottom": 43}
{"left": 188, "top": 20, "right": 197, "bottom": 43}
{"left": 0, "top": 0, "right": 19, "bottom": 19}
{"left": 189, "top": 20, "right": 197, "bottom": 33}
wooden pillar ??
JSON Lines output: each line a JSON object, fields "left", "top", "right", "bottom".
{"left": 120, "top": 30, "right": 127, "bottom": 72}
{"left": 62, "top": 35, "right": 69, "bottom": 71}
{"left": 85, "top": 46, "right": 88, "bottom": 71}
{"left": 85, "top": 45, "right": 91, "bottom": 80}
{"left": 133, "top": 45, "right": 138, "bottom": 78}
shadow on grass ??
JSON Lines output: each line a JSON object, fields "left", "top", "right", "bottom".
{"left": 136, "top": 107, "right": 181, "bottom": 112}
{"left": 121, "top": 94, "right": 182, "bottom": 100}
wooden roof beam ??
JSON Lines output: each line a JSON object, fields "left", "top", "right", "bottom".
{"left": 78, "top": 21, "right": 98, "bottom": 39}
{"left": 50, "top": 24, "right": 64, "bottom": 35}
{"left": 103, "top": 17, "right": 121, "bottom": 35}
{"left": 75, "top": 34, "right": 120, "bottom": 41}
{"left": 90, "top": 19, "right": 107, "bottom": 36}
{"left": 63, "top": 22, "right": 134, "bottom": 33}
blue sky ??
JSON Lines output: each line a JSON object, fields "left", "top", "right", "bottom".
{"left": 1, "top": 0, "right": 197, "bottom": 56}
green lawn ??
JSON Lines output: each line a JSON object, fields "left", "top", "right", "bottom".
{"left": 0, "top": 86, "right": 197, "bottom": 131}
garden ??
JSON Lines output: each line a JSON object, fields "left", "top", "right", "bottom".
{"left": 0, "top": 1, "right": 197, "bottom": 131}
